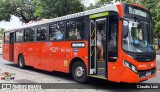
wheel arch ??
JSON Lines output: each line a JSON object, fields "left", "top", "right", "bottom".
{"left": 69, "top": 57, "right": 86, "bottom": 74}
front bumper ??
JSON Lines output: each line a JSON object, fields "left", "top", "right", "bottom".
{"left": 121, "top": 67, "right": 157, "bottom": 83}
{"left": 138, "top": 67, "right": 156, "bottom": 78}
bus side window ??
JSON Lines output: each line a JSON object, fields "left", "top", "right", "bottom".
{"left": 4, "top": 32, "right": 10, "bottom": 43}
{"left": 16, "top": 30, "right": 23, "bottom": 42}
{"left": 37, "top": 27, "right": 47, "bottom": 41}
{"left": 49, "top": 21, "right": 65, "bottom": 41}
{"left": 66, "top": 18, "right": 85, "bottom": 40}
{"left": 108, "top": 15, "right": 118, "bottom": 62}
{"left": 24, "top": 28, "right": 35, "bottom": 42}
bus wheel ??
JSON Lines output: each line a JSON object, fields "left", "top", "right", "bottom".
{"left": 72, "top": 61, "right": 88, "bottom": 83}
{"left": 18, "top": 55, "right": 25, "bottom": 69}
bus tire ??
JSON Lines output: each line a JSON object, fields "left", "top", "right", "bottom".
{"left": 72, "top": 61, "right": 88, "bottom": 83}
{"left": 18, "top": 55, "right": 25, "bottom": 69}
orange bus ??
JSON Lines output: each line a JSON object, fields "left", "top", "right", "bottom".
{"left": 2, "top": 3, "right": 157, "bottom": 83}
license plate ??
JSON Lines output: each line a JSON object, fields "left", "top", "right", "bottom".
{"left": 146, "top": 71, "right": 151, "bottom": 76}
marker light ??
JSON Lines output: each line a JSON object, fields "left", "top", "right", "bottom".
{"left": 123, "top": 60, "right": 137, "bottom": 73}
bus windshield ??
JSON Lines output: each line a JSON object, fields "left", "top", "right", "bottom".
{"left": 122, "top": 19, "right": 154, "bottom": 53}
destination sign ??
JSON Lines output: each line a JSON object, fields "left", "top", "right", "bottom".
{"left": 124, "top": 4, "right": 151, "bottom": 19}
{"left": 71, "top": 42, "right": 85, "bottom": 48}
{"left": 128, "top": 7, "right": 147, "bottom": 17}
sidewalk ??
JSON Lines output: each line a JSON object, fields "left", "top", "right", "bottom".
{"left": 156, "top": 55, "right": 160, "bottom": 70}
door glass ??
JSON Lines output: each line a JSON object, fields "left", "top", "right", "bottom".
{"left": 90, "top": 20, "right": 96, "bottom": 69}
{"left": 96, "top": 18, "right": 106, "bottom": 61}
{"left": 108, "top": 15, "right": 118, "bottom": 62}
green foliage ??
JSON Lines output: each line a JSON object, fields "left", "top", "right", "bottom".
{"left": 87, "top": 0, "right": 110, "bottom": 9}
{"left": 87, "top": 3, "right": 96, "bottom": 10}
{"left": 34, "top": 0, "right": 85, "bottom": 19}
{"left": 0, "top": 0, "right": 11, "bottom": 21}
{"left": 0, "top": 0, "right": 85, "bottom": 23}
{"left": 0, "top": 28, "right": 4, "bottom": 35}
{"left": 0, "top": 0, "right": 38, "bottom": 23}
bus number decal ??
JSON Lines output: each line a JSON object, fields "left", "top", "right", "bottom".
{"left": 50, "top": 47, "right": 58, "bottom": 52}
{"left": 71, "top": 42, "right": 85, "bottom": 48}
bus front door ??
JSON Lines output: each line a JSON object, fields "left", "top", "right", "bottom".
{"left": 9, "top": 32, "right": 14, "bottom": 61}
{"left": 89, "top": 18, "right": 107, "bottom": 78}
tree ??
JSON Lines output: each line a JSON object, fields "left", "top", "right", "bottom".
{"left": 0, "top": 28, "right": 5, "bottom": 40}
{"left": 0, "top": 0, "right": 85, "bottom": 23}
{"left": 0, "top": 28, "right": 4, "bottom": 34}
{"left": 87, "top": 3, "right": 96, "bottom": 10}
{"left": 0, "top": 0, "right": 11, "bottom": 21}
{"left": 97, "top": 0, "right": 111, "bottom": 5}
{"left": 34, "top": 0, "right": 85, "bottom": 19}
{"left": 0, "top": 0, "right": 39, "bottom": 23}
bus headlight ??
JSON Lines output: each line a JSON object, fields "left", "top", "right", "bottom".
{"left": 123, "top": 60, "right": 137, "bottom": 73}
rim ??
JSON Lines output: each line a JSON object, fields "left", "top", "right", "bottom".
{"left": 75, "top": 66, "right": 84, "bottom": 78}
{"left": 19, "top": 58, "right": 23, "bottom": 67}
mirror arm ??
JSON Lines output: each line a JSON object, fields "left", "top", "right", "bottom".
{"left": 120, "top": 17, "right": 130, "bottom": 22}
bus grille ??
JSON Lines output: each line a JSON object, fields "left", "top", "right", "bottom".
{"left": 138, "top": 67, "right": 156, "bottom": 78}
{"left": 135, "top": 54, "right": 156, "bottom": 62}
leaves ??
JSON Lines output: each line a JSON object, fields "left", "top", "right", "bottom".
{"left": 0, "top": 0, "right": 11, "bottom": 21}
{"left": 0, "top": 0, "right": 85, "bottom": 23}
{"left": 0, "top": 28, "right": 4, "bottom": 35}
{"left": 0, "top": 0, "right": 38, "bottom": 23}
{"left": 34, "top": 0, "right": 85, "bottom": 19}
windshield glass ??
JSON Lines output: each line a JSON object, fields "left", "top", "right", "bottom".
{"left": 122, "top": 20, "right": 155, "bottom": 53}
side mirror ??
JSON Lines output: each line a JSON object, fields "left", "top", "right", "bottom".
{"left": 123, "top": 20, "right": 129, "bottom": 38}
{"left": 123, "top": 26, "right": 129, "bottom": 38}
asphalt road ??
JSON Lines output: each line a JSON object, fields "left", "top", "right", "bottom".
{"left": 0, "top": 55, "right": 160, "bottom": 92}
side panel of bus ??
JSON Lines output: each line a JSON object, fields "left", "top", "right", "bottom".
{"left": 46, "top": 41, "right": 88, "bottom": 73}
{"left": 3, "top": 44, "right": 10, "bottom": 61}
{"left": 30, "top": 40, "right": 88, "bottom": 73}
{"left": 34, "top": 42, "right": 51, "bottom": 71}
{"left": 14, "top": 43, "right": 23, "bottom": 64}
{"left": 14, "top": 41, "right": 37, "bottom": 67}
{"left": 23, "top": 42, "right": 35, "bottom": 66}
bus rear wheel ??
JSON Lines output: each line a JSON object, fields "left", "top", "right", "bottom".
{"left": 18, "top": 55, "right": 25, "bottom": 69}
{"left": 72, "top": 61, "right": 88, "bottom": 83}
